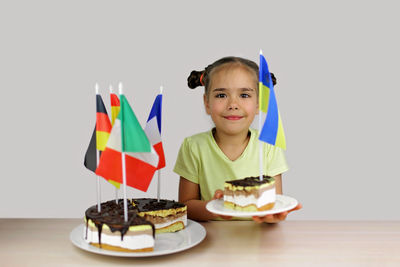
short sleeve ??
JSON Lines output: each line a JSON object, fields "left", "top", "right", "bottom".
{"left": 265, "top": 144, "right": 289, "bottom": 177}
{"left": 173, "top": 137, "right": 200, "bottom": 184}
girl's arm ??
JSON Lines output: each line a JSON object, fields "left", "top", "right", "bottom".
{"left": 274, "top": 174, "right": 283, "bottom": 194}
{"left": 179, "top": 177, "right": 220, "bottom": 221}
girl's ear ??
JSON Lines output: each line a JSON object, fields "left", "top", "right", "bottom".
{"left": 203, "top": 94, "right": 211, "bottom": 115}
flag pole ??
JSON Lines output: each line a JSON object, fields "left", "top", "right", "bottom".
{"left": 110, "top": 84, "right": 119, "bottom": 204}
{"left": 119, "top": 82, "right": 128, "bottom": 222}
{"left": 157, "top": 86, "right": 163, "bottom": 202}
{"left": 258, "top": 50, "right": 264, "bottom": 182}
{"left": 95, "top": 83, "right": 102, "bottom": 212}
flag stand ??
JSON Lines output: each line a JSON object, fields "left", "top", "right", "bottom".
{"left": 121, "top": 151, "right": 128, "bottom": 222}
{"left": 96, "top": 150, "right": 102, "bottom": 212}
{"left": 157, "top": 170, "right": 161, "bottom": 202}
{"left": 258, "top": 114, "right": 263, "bottom": 182}
{"left": 119, "top": 82, "right": 128, "bottom": 222}
{"left": 157, "top": 86, "right": 163, "bottom": 202}
{"left": 258, "top": 50, "right": 264, "bottom": 182}
{"left": 95, "top": 83, "right": 102, "bottom": 212}
{"left": 110, "top": 84, "right": 119, "bottom": 204}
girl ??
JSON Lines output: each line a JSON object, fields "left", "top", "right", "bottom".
{"left": 174, "top": 56, "right": 301, "bottom": 223}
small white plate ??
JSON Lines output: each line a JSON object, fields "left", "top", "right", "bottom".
{"left": 70, "top": 219, "right": 206, "bottom": 257}
{"left": 206, "top": 194, "right": 298, "bottom": 217}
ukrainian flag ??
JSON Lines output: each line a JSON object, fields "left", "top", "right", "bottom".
{"left": 259, "top": 52, "right": 286, "bottom": 150}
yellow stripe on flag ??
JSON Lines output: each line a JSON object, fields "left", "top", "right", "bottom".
{"left": 108, "top": 179, "right": 121, "bottom": 189}
{"left": 275, "top": 114, "right": 286, "bottom": 150}
{"left": 111, "top": 106, "right": 120, "bottom": 126}
{"left": 96, "top": 131, "right": 110, "bottom": 151}
{"left": 259, "top": 82, "right": 270, "bottom": 113}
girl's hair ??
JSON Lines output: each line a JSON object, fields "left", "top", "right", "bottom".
{"left": 187, "top": 56, "right": 276, "bottom": 95}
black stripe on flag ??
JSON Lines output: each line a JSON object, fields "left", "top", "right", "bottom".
{"left": 84, "top": 127, "right": 97, "bottom": 172}
{"left": 96, "top": 95, "right": 108, "bottom": 115}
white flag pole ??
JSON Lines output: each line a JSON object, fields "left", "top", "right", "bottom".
{"left": 259, "top": 50, "right": 264, "bottom": 182}
{"left": 95, "top": 83, "right": 102, "bottom": 212}
{"left": 157, "top": 86, "right": 163, "bottom": 202}
{"left": 110, "top": 84, "right": 119, "bottom": 204}
{"left": 119, "top": 82, "right": 128, "bottom": 222}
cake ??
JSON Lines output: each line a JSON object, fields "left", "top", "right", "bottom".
{"left": 224, "top": 175, "right": 276, "bottom": 211}
{"left": 132, "top": 198, "right": 187, "bottom": 234}
{"left": 83, "top": 198, "right": 187, "bottom": 252}
{"left": 84, "top": 200, "right": 155, "bottom": 252}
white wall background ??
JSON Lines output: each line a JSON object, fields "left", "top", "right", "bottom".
{"left": 0, "top": 0, "right": 399, "bottom": 219}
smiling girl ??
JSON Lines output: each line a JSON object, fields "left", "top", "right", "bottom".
{"left": 174, "top": 56, "right": 301, "bottom": 223}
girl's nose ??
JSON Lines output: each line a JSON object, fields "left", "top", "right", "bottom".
{"left": 228, "top": 105, "right": 239, "bottom": 110}
{"left": 228, "top": 98, "right": 239, "bottom": 110}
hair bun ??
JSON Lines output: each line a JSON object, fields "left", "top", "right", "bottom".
{"left": 270, "top": 72, "right": 277, "bottom": 86}
{"left": 187, "top": 70, "right": 204, "bottom": 89}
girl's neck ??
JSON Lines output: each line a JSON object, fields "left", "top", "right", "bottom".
{"left": 212, "top": 128, "right": 251, "bottom": 161}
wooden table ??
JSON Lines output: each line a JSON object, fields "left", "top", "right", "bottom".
{"left": 1, "top": 219, "right": 399, "bottom": 266}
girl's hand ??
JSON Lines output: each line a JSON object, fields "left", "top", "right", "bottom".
{"left": 211, "top": 189, "right": 233, "bottom": 220}
{"left": 212, "top": 189, "right": 225, "bottom": 200}
{"left": 252, "top": 203, "right": 302, "bottom": 223}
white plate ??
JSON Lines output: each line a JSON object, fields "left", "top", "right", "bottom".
{"left": 206, "top": 194, "right": 298, "bottom": 217}
{"left": 70, "top": 219, "right": 206, "bottom": 257}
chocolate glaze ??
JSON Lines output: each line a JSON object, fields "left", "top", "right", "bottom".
{"left": 85, "top": 199, "right": 155, "bottom": 246}
{"left": 226, "top": 175, "right": 274, "bottom": 187}
{"left": 132, "top": 198, "right": 186, "bottom": 212}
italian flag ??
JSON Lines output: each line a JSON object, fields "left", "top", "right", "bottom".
{"left": 95, "top": 94, "right": 159, "bottom": 192}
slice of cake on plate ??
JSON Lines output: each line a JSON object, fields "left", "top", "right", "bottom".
{"left": 132, "top": 198, "right": 187, "bottom": 234}
{"left": 224, "top": 175, "right": 275, "bottom": 211}
{"left": 84, "top": 200, "right": 155, "bottom": 252}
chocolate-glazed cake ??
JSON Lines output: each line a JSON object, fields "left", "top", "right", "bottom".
{"left": 84, "top": 199, "right": 155, "bottom": 252}
{"left": 224, "top": 176, "right": 276, "bottom": 211}
{"left": 132, "top": 198, "right": 187, "bottom": 234}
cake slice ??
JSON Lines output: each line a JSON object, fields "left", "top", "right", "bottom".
{"left": 84, "top": 200, "right": 155, "bottom": 252}
{"left": 224, "top": 175, "right": 276, "bottom": 211}
{"left": 132, "top": 198, "right": 187, "bottom": 234}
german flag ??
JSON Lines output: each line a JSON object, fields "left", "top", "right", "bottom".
{"left": 84, "top": 94, "right": 112, "bottom": 173}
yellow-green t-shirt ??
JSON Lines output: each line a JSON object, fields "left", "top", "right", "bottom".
{"left": 173, "top": 128, "right": 289, "bottom": 201}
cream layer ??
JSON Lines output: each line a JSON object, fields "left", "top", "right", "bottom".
{"left": 83, "top": 226, "right": 154, "bottom": 250}
{"left": 229, "top": 187, "right": 275, "bottom": 208}
{"left": 224, "top": 195, "right": 234, "bottom": 203}
{"left": 153, "top": 214, "right": 187, "bottom": 229}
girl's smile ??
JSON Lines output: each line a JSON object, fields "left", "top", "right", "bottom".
{"left": 224, "top": 115, "right": 243, "bottom": 120}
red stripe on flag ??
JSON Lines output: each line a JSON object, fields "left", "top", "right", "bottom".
{"left": 125, "top": 155, "right": 157, "bottom": 192}
{"left": 111, "top": 94, "right": 120, "bottom": 107}
{"left": 96, "top": 113, "right": 112, "bottom": 132}
{"left": 95, "top": 148, "right": 122, "bottom": 183}
{"left": 154, "top": 142, "right": 166, "bottom": 169}
{"left": 95, "top": 148, "right": 157, "bottom": 192}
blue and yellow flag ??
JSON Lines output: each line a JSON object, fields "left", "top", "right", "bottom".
{"left": 259, "top": 53, "right": 286, "bottom": 150}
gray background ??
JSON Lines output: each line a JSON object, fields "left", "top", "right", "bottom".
{"left": 1, "top": 0, "right": 399, "bottom": 219}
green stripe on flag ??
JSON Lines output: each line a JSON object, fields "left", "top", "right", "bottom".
{"left": 119, "top": 95, "right": 152, "bottom": 152}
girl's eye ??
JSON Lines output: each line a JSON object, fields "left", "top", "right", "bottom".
{"left": 215, "top": 93, "right": 226, "bottom": 98}
{"left": 240, "top": 93, "right": 250, "bottom": 98}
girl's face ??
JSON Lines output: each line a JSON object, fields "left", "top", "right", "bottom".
{"left": 204, "top": 64, "right": 259, "bottom": 137}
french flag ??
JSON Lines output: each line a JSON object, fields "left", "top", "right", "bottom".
{"left": 144, "top": 92, "right": 166, "bottom": 170}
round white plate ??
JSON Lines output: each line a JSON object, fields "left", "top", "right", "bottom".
{"left": 70, "top": 219, "right": 206, "bottom": 257}
{"left": 206, "top": 194, "right": 298, "bottom": 217}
